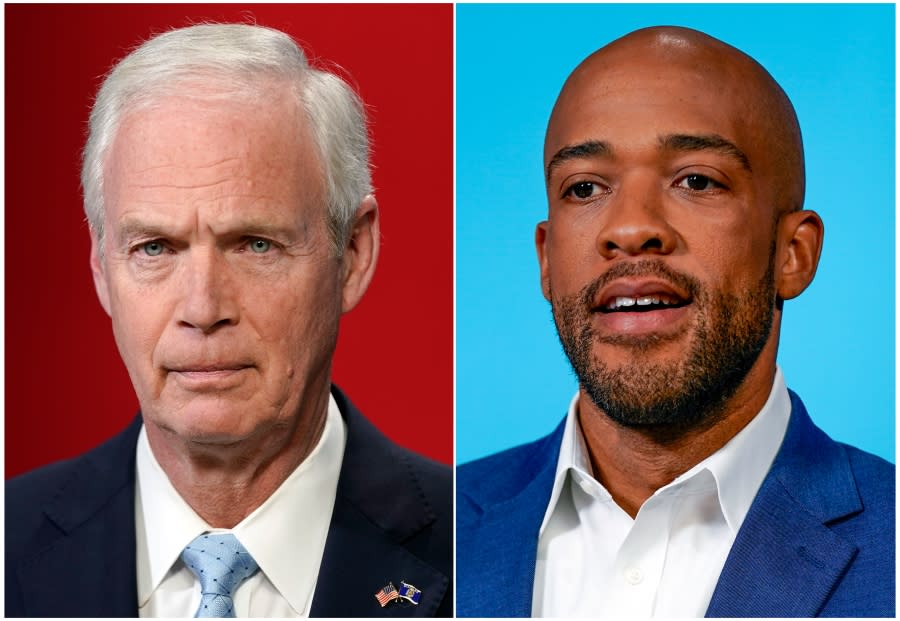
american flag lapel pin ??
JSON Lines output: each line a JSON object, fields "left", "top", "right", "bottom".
{"left": 375, "top": 582, "right": 399, "bottom": 607}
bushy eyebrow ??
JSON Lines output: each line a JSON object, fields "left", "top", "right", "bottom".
{"left": 660, "top": 133, "right": 752, "bottom": 172}
{"left": 546, "top": 140, "right": 612, "bottom": 183}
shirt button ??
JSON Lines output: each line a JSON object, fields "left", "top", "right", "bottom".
{"left": 624, "top": 567, "right": 643, "bottom": 585}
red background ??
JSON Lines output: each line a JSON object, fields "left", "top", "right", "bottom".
{"left": 5, "top": 4, "right": 453, "bottom": 477}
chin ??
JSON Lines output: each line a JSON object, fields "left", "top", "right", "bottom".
{"left": 147, "top": 400, "right": 266, "bottom": 445}
{"left": 593, "top": 335, "right": 691, "bottom": 366}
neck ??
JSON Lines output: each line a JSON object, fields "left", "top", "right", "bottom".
{"left": 145, "top": 385, "right": 331, "bottom": 528}
{"left": 579, "top": 360, "right": 776, "bottom": 518}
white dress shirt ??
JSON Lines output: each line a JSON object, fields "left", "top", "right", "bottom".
{"left": 533, "top": 368, "right": 792, "bottom": 617}
{"left": 135, "top": 394, "right": 346, "bottom": 617}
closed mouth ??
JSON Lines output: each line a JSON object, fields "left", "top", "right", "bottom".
{"left": 166, "top": 364, "right": 254, "bottom": 377}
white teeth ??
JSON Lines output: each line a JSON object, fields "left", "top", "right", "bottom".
{"left": 607, "top": 295, "right": 676, "bottom": 310}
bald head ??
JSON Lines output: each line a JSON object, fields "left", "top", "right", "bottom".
{"left": 545, "top": 26, "right": 805, "bottom": 217}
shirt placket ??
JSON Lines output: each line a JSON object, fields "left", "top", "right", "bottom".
{"left": 606, "top": 495, "right": 672, "bottom": 617}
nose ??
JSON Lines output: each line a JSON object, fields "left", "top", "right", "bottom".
{"left": 597, "top": 178, "right": 678, "bottom": 259}
{"left": 176, "top": 248, "right": 239, "bottom": 333}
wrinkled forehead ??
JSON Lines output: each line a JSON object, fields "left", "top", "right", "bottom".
{"left": 103, "top": 89, "right": 326, "bottom": 219}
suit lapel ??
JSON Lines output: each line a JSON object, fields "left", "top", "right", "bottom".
{"left": 311, "top": 388, "right": 449, "bottom": 617}
{"left": 311, "top": 496, "right": 448, "bottom": 617}
{"left": 458, "top": 480, "right": 554, "bottom": 616}
{"left": 456, "top": 419, "right": 564, "bottom": 617}
{"left": 707, "top": 391, "right": 862, "bottom": 617}
{"left": 15, "top": 418, "right": 141, "bottom": 617}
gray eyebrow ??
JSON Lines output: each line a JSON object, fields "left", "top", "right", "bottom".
{"left": 545, "top": 140, "right": 612, "bottom": 183}
{"left": 660, "top": 133, "right": 752, "bottom": 172}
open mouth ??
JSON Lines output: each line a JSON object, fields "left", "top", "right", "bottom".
{"left": 599, "top": 293, "right": 690, "bottom": 313}
{"left": 589, "top": 278, "right": 694, "bottom": 337}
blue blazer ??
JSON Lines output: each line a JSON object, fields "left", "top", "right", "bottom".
{"left": 6, "top": 387, "right": 452, "bottom": 617}
{"left": 457, "top": 391, "right": 895, "bottom": 617}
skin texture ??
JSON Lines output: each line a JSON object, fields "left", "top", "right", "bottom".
{"left": 536, "top": 27, "right": 823, "bottom": 517}
{"left": 90, "top": 81, "right": 379, "bottom": 527}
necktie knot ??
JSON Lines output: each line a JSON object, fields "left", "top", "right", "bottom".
{"left": 182, "top": 533, "right": 259, "bottom": 618}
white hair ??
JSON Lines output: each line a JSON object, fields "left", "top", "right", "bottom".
{"left": 81, "top": 23, "right": 372, "bottom": 255}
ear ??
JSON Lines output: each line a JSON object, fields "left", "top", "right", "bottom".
{"left": 535, "top": 220, "right": 551, "bottom": 301}
{"left": 340, "top": 194, "right": 380, "bottom": 313}
{"left": 90, "top": 230, "right": 112, "bottom": 316}
{"left": 776, "top": 209, "right": 824, "bottom": 300}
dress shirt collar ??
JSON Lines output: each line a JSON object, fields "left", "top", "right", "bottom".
{"left": 540, "top": 367, "right": 792, "bottom": 535}
{"left": 136, "top": 394, "right": 346, "bottom": 614}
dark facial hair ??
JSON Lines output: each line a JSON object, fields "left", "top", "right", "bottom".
{"left": 551, "top": 255, "right": 775, "bottom": 440}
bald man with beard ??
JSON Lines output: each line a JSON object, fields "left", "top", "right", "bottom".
{"left": 456, "top": 26, "right": 894, "bottom": 617}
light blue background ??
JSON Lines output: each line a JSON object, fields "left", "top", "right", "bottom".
{"left": 457, "top": 4, "right": 895, "bottom": 464}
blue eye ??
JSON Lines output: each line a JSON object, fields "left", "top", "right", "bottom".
{"left": 143, "top": 241, "right": 165, "bottom": 256}
{"left": 249, "top": 239, "right": 271, "bottom": 253}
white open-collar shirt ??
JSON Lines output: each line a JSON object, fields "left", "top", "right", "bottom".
{"left": 135, "top": 394, "right": 346, "bottom": 617}
{"left": 533, "top": 368, "right": 791, "bottom": 617}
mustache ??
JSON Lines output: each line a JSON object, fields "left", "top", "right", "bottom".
{"left": 579, "top": 259, "right": 703, "bottom": 308}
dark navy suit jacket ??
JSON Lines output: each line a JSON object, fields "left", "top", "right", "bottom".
{"left": 457, "top": 391, "right": 895, "bottom": 617}
{"left": 6, "top": 387, "right": 452, "bottom": 617}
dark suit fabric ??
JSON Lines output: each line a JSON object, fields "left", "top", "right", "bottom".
{"left": 6, "top": 387, "right": 452, "bottom": 617}
{"left": 457, "top": 390, "right": 895, "bottom": 617}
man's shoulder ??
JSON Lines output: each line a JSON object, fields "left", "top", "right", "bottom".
{"left": 6, "top": 417, "right": 142, "bottom": 524}
{"left": 457, "top": 417, "right": 566, "bottom": 518}
{"left": 455, "top": 420, "right": 567, "bottom": 618}
{"left": 6, "top": 454, "right": 90, "bottom": 581}
{"left": 783, "top": 391, "right": 894, "bottom": 500}
{"left": 375, "top": 423, "right": 452, "bottom": 513}
{"left": 5, "top": 419, "right": 142, "bottom": 617}
{"left": 6, "top": 455, "right": 84, "bottom": 539}
{"left": 723, "top": 391, "right": 896, "bottom": 616}
{"left": 838, "top": 440, "right": 895, "bottom": 522}
{"left": 842, "top": 440, "right": 895, "bottom": 488}
{"left": 331, "top": 384, "right": 451, "bottom": 536}
{"left": 332, "top": 386, "right": 450, "bottom": 485}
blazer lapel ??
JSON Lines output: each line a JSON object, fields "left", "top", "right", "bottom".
{"left": 456, "top": 419, "right": 564, "bottom": 617}
{"left": 311, "top": 496, "right": 448, "bottom": 617}
{"left": 310, "top": 388, "right": 450, "bottom": 617}
{"left": 706, "top": 392, "right": 862, "bottom": 617}
{"left": 14, "top": 417, "right": 141, "bottom": 617}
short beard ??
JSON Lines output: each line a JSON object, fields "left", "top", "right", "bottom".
{"left": 551, "top": 255, "right": 775, "bottom": 440}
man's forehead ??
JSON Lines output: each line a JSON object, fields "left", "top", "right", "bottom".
{"left": 102, "top": 89, "right": 327, "bottom": 232}
{"left": 545, "top": 65, "right": 750, "bottom": 160}
{"left": 545, "top": 30, "right": 779, "bottom": 161}
{"left": 107, "top": 91, "right": 320, "bottom": 187}
{"left": 542, "top": 27, "right": 805, "bottom": 213}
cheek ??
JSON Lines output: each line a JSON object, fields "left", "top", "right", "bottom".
{"left": 246, "top": 265, "right": 343, "bottom": 372}
{"left": 545, "top": 225, "right": 598, "bottom": 290}
{"left": 107, "top": 276, "right": 172, "bottom": 371}
{"left": 690, "top": 229, "right": 773, "bottom": 293}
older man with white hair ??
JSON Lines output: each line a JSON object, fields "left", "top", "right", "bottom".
{"left": 6, "top": 23, "right": 451, "bottom": 618}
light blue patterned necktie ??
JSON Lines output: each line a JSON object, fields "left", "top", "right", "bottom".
{"left": 181, "top": 533, "right": 260, "bottom": 618}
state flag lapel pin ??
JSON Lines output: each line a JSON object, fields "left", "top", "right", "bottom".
{"left": 375, "top": 582, "right": 399, "bottom": 607}
{"left": 398, "top": 581, "right": 422, "bottom": 605}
